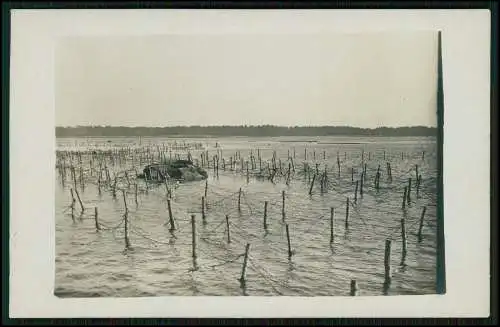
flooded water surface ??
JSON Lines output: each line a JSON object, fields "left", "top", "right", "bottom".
{"left": 55, "top": 135, "right": 438, "bottom": 297}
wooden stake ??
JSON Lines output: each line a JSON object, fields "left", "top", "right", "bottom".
{"left": 74, "top": 188, "right": 84, "bottom": 213}
{"left": 164, "top": 177, "right": 171, "bottom": 199}
{"left": 286, "top": 224, "right": 293, "bottom": 259}
{"left": 401, "top": 217, "right": 407, "bottom": 265}
{"left": 384, "top": 239, "right": 392, "bottom": 285}
{"left": 418, "top": 206, "right": 427, "bottom": 242}
{"left": 125, "top": 171, "right": 130, "bottom": 188}
{"left": 238, "top": 187, "right": 242, "bottom": 212}
{"left": 337, "top": 155, "right": 340, "bottom": 177}
{"left": 70, "top": 200, "right": 75, "bottom": 220}
{"left": 112, "top": 177, "right": 117, "bottom": 198}
{"left": 376, "top": 165, "right": 381, "bottom": 190}
{"left": 360, "top": 172, "right": 364, "bottom": 195}
{"left": 201, "top": 196, "right": 206, "bottom": 224}
{"left": 122, "top": 189, "right": 128, "bottom": 211}
{"left": 402, "top": 187, "right": 407, "bottom": 209}
{"left": 286, "top": 163, "right": 291, "bottom": 185}
{"left": 123, "top": 191, "right": 130, "bottom": 249}
{"left": 167, "top": 199, "right": 175, "bottom": 231}
{"left": 407, "top": 178, "right": 412, "bottom": 203}
{"left": 309, "top": 174, "right": 316, "bottom": 195}
{"left": 134, "top": 183, "right": 138, "bottom": 205}
{"left": 330, "top": 207, "right": 334, "bottom": 244}
{"left": 350, "top": 280, "right": 358, "bottom": 296}
{"left": 282, "top": 190, "right": 286, "bottom": 221}
{"left": 95, "top": 207, "right": 100, "bottom": 231}
{"left": 79, "top": 166, "right": 84, "bottom": 191}
{"left": 345, "top": 197, "right": 350, "bottom": 229}
{"left": 354, "top": 180, "right": 358, "bottom": 203}
{"left": 226, "top": 215, "right": 231, "bottom": 244}
{"left": 204, "top": 180, "right": 208, "bottom": 206}
{"left": 70, "top": 188, "right": 76, "bottom": 207}
{"left": 263, "top": 201, "right": 268, "bottom": 230}
{"left": 417, "top": 174, "right": 422, "bottom": 197}
{"left": 216, "top": 156, "right": 219, "bottom": 178}
{"left": 191, "top": 214, "right": 197, "bottom": 259}
{"left": 239, "top": 243, "right": 250, "bottom": 287}
{"left": 72, "top": 166, "right": 77, "bottom": 190}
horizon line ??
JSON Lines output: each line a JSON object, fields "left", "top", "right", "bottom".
{"left": 56, "top": 124, "right": 437, "bottom": 129}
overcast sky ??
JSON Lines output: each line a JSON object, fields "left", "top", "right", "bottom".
{"left": 56, "top": 32, "right": 438, "bottom": 128}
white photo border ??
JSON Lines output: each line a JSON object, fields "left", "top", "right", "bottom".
{"left": 9, "top": 9, "right": 491, "bottom": 318}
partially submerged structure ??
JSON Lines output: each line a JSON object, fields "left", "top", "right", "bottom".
{"left": 137, "top": 160, "right": 208, "bottom": 182}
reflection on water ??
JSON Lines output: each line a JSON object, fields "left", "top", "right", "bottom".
{"left": 55, "top": 136, "right": 438, "bottom": 297}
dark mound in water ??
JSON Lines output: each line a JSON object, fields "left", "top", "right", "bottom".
{"left": 137, "top": 160, "right": 208, "bottom": 182}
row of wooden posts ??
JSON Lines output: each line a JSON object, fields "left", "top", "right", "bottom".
{"left": 60, "top": 146, "right": 430, "bottom": 295}
{"left": 58, "top": 146, "right": 426, "bottom": 203}
{"left": 69, "top": 162, "right": 429, "bottom": 246}
{"left": 67, "top": 173, "right": 430, "bottom": 296}
{"left": 58, "top": 145, "right": 425, "bottom": 163}
{"left": 69, "top": 177, "right": 429, "bottom": 295}
{"left": 69, "top": 166, "right": 429, "bottom": 251}
{"left": 197, "top": 148, "right": 424, "bottom": 186}
{"left": 57, "top": 146, "right": 426, "bottom": 183}
{"left": 64, "top": 152, "right": 427, "bottom": 253}
{"left": 66, "top": 167, "right": 426, "bottom": 236}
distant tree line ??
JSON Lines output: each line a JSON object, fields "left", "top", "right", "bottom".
{"left": 55, "top": 125, "right": 438, "bottom": 137}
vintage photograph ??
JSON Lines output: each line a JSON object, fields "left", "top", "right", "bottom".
{"left": 54, "top": 31, "right": 444, "bottom": 297}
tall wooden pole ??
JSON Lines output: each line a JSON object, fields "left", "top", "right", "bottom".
{"left": 436, "top": 30, "right": 446, "bottom": 294}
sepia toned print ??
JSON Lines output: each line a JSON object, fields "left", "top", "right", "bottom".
{"left": 54, "top": 31, "right": 444, "bottom": 297}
